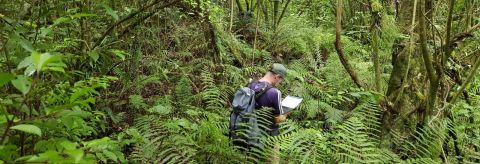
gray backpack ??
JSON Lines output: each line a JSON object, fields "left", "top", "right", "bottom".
{"left": 229, "top": 82, "right": 271, "bottom": 148}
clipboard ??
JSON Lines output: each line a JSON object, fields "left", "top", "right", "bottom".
{"left": 281, "top": 95, "right": 303, "bottom": 114}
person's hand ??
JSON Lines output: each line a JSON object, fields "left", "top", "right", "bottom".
{"left": 274, "top": 113, "right": 290, "bottom": 124}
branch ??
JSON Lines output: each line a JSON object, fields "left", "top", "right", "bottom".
{"left": 334, "top": 0, "right": 366, "bottom": 89}
{"left": 450, "top": 51, "right": 480, "bottom": 104}
{"left": 466, "top": 23, "right": 480, "bottom": 34}
{"left": 434, "top": 23, "right": 480, "bottom": 54}
{"left": 276, "top": 0, "right": 291, "bottom": 27}
{"left": 119, "top": 4, "right": 167, "bottom": 39}
{"left": 92, "top": 0, "right": 179, "bottom": 49}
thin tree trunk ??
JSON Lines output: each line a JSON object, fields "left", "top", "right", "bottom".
{"left": 229, "top": 0, "right": 234, "bottom": 32}
{"left": 368, "top": 0, "right": 382, "bottom": 92}
{"left": 372, "top": 30, "right": 381, "bottom": 92}
{"left": 419, "top": 0, "right": 436, "bottom": 113}
{"left": 465, "top": 0, "right": 472, "bottom": 31}
{"left": 335, "top": 0, "right": 366, "bottom": 89}
{"left": 273, "top": 0, "right": 280, "bottom": 29}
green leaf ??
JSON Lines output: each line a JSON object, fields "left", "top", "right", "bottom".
{"left": 70, "top": 87, "right": 94, "bottom": 103}
{"left": 71, "top": 13, "right": 97, "bottom": 19}
{"left": 24, "top": 65, "right": 36, "bottom": 76}
{"left": 10, "top": 124, "right": 42, "bottom": 136}
{"left": 349, "top": 92, "right": 361, "bottom": 98}
{"left": 32, "top": 52, "right": 53, "bottom": 71}
{"left": 88, "top": 51, "right": 100, "bottom": 62}
{"left": 17, "top": 56, "right": 32, "bottom": 69}
{"left": 109, "top": 49, "right": 127, "bottom": 61}
{"left": 53, "top": 17, "right": 71, "bottom": 26}
{"left": 39, "top": 27, "right": 52, "bottom": 38}
{"left": 148, "top": 105, "right": 172, "bottom": 115}
{"left": 19, "top": 38, "right": 34, "bottom": 52}
{"left": 0, "top": 73, "right": 14, "bottom": 87}
{"left": 102, "top": 4, "right": 119, "bottom": 20}
{"left": 28, "top": 52, "right": 65, "bottom": 73}
{"left": 102, "top": 150, "right": 117, "bottom": 162}
{"left": 11, "top": 75, "right": 31, "bottom": 95}
{"left": 44, "top": 66, "right": 65, "bottom": 73}
{"left": 60, "top": 141, "right": 77, "bottom": 150}
{"left": 66, "top": 149, "right": 84, "bottom": 163}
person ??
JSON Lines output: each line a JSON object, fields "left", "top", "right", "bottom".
{"left": 247, "top": 63, "right": 289, "bottom": 164}
{"left": 248, "top": 63, "right": 289, "bottom": 136}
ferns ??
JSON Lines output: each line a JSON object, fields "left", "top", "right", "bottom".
{"left": 130, "top": 115, "right": 197, "bottom": 163}
{"left": 405, "top": 121, "right": 447, "bottom": 160}
{"left": 351, "top": 99, "right": 382, "bottom": 138}
{"left": 334, "top": 117, "right": 382, "bottom": 163}
{"left": 201, "top": 71, "right": 224, "bottom": 111}
{"left": 466, "top": 147, "right": 480, "bottom": 164}
{"left": 175, "top": 75, "right": 194, "bottom": 106}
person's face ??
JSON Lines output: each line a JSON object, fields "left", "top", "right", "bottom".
{"left": 273, "top": 74, "right": 284, "bottom": 86}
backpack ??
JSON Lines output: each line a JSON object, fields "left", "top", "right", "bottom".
{"left": 229, "top": 81, "right": 272, "bottom": 149}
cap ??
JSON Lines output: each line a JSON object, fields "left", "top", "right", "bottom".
{"left": 270, "top": 63, "right": 288, "bottom": 78}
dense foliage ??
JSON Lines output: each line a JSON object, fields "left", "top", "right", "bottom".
{"left": 1, "top": 0, "right": 479, "bottom": 163}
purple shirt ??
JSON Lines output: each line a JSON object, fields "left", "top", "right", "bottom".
{"left": 248, "top": 81, "right": 283, "bottom": 135}
{"left": 248, "top": 81, "right": 283, "bottom": 114}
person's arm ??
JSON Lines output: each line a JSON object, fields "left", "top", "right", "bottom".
{"left": 269, "top": 89, "right": 289, "bottom": 124}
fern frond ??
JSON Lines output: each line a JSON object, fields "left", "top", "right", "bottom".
{"left": 401, "top": 158, "right": 437, "bottom": 164}
{"left": 400, "top": 120, "right": 447, "bottom": 161}
{"left": 130, "top": 115, "right": 196, "bottom": 163}
{"left": 351, "top": 99, "right": 382, "bottom": 138}
{"left": 465, "top": 145, "right": 480, "bottom": 164}
{"left": 334, "top": 117, "right": 382, "bottom": 163}
{"left": 175, "top": 75, "right": 194, "bottom": 106}
{"left": 201, "top": 71, "right": 224, "bottom": 111}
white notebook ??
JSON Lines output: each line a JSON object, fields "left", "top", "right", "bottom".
{"left": 281, "top": 95, "right": 303, "bottom": 113}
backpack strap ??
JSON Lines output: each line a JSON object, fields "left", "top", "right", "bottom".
{"left": 247, "top": 80, "right": 273, "bottom": 100}
{"left": 254, "top": 83, "right": 273, "bottom": 100}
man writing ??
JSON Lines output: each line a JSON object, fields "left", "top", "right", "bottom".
{"left": 248, "top": 63, "right": 290, "bottom": 136}
{"left": 229, "top": 63, "right": 290, "bottom": 163}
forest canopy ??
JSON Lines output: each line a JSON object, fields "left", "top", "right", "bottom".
{"left": 1, "top": 0, "right": 480, "bottom": 163}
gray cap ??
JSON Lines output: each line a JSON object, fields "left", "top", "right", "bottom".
{"left": 270, "top": 63, "right": 288, "bottom": 78}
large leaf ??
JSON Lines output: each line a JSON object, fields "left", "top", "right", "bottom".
{"left": 17, "top": 56, "right": 36, "bottom": 76}
{"left": 11, "top": 124, "right": 42, "bottom": 136}
{"left": 18, "top": 37, "right": 34, "bottom": 53}
{"left": 18, "top": 52, "right": 65, "bottom": 75}
{"left": 11, "top": 75, "right": 31, "bottom": 95}
{"left": 17, "top": 56, "right": 32, "bottom": 69}
{"left": 32, "top": 52, "right": 54, "bottom": 71}
{"left": 0, "top": 73, "right": 14, "bottom": 87}
{"left": 31, "top": 52, "right": 65, "bottom": 73}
